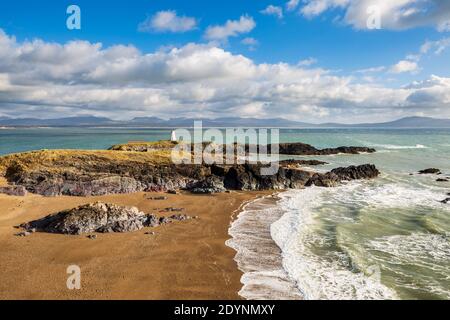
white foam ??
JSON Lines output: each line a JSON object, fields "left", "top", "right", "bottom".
{"left": 369, "top": 233, "right": 450, "bottom": 299}
{"left": 377, "top": 144, "right": 427, "bottom": 150}
{"left": 336, "top": 181, "right": 450, "bottom": 210}
{"left": 272, "top": 188, "right": 398, "bottom": 300}
{"left": 226, "top": 196, "right": 302, "bottom": 300}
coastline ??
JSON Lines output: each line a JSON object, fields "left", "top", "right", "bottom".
{"left": 227, "top": 193, "right": 303, "bottom": 300}
{"left": 0, "top": 191, "right": 270, "bottom": 300}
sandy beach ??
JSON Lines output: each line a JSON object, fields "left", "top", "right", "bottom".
{"left": 0, "top": 191, "right": 270, "bottom": 300}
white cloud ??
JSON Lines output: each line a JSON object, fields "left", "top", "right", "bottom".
{"left": 0, "top": 29, "right": 450, "bottom": 122}
{"left": 261, "top": 5, "right": 284, "bottom": 19}
{"left": 389, "top": 60, "right": 419, "bottom": 74}
{"left": 204, "top": 15, "right": 256, "bottom": 41}
{"left": 241, "top": 37, "right": 259, "bottom": 46}
{"left": 355, "top": 66, "right": 386, "bottom": 74}
{"left": 299, "top": 0, "right": 450, "bottom": 31}
{"left": 286, "top": 0, "right": 300, "bottom": 11}
{"left": 298, "top": 57, "right": 318, "bottom": 67}
{"left": 138, "top": 10, "right": 197, "bottom": 33}
{"left": 421, "top": 37, "right": 450, "bottom": 55}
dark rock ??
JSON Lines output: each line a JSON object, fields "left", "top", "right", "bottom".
{"left": 306, "top": 164, "right": 380, "bottom": 187}
{"left": 21, "top": 202, "right": 158, "bottom": 235}
{"left": 147, "top": 196, "right": 168, "bottom": 200}
{"left": 15, "top": 231, "right": 31, "bottom": 237}
{"left": 268, "top": 143, "right": 376, "bottom": 156}
{"left": 436, "top": 178, "right": 449, "bottom": 182}
{"left": 187, "top": 176, "right": 226, "bottom": 194}
{"left": 306, "top": 172, "right": 340, "bottom": 187}
{"left": 278, "top": 159, "right": 328, "bottom": 167}
{"left": 162, "top": 207, "right": 185, "bottom": 212}
{"left": 440, "top": 198, "right": 450, "bottom": 204}
{"left": 419, "top": 168, "right": 441, "bottom": 175}
{"left": 169, "top": 214, "right": 191, "bottom": 221}
{"left": 87, "top": 235, "right": 97, "bottom": 240}
{"left": 159, "top": 217, "right": 171, "bottom": 224}
{"left": 331, "top": 164, "right": 380, "bottom": 180}
{"left": 0, "top": 186, "right": 27, "bottom": 196}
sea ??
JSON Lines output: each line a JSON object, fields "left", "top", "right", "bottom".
{"left": 1, "top": 127, "right": 449, "bottom": 300}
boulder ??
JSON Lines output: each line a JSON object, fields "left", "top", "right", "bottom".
{"left": 419, "top": 168, "right": 441, "bottom": 175}
{"left": 440, "top": 198, "right": 450, "bottom": 204}
{"left": 436, "top": 178, "right": 449, "bottom": 182}
{"left": 306, "top": 164, "right": 380, "bottom": 187}
{"left": 187, "top": 176, "right": 226, "bottom": 194}
{"left": 0, "top": 186, "right": 27, "bottom": 197}
{"left": 331, "top": 164, "right": 380, "bottom": 180}
{"left": 20, "top": 202, "right": 159, "bottom": 235}
{"left": 268, "top": 143, "right": 376, "bottom": 156}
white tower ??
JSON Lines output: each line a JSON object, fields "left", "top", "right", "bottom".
{"left": 171, "top": 130, "right": 177, "bottom": 142}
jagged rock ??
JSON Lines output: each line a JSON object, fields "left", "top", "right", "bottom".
{"left": 268, "top": 143, "right": 376, "bottom": 156}
{"left": 147, "top": 196, "right": 168, "bottom": 200}
{"left": 306, "top": 164, "right": 380, "bottom": 187}
{"left": 278, "top": 159, "right": 328, "bottom": 167}
{"left": 1, "top": 147, "right": 380, "bottom": 196}
{"left": 21, "top": 202, "right": 158, "bottom": 235}
{"left": 187, "top": 176, "right": 226, "bottom": 194}
{"left": 169, "top": 214, "right": 191, "bottom": 221}
{"left": 161, "top": 207, "right": 185, "bottom": 212}
{"left": 419, "top": 168, "right": 441, "bottom": 175}
{"left": 15, "top": 231, "right": 31, "bottom": 237}
{"left": 0, "top": 186, "right": 27, "bottom": 196}
{"left": 331, "top": 164, "right": 380, "bottom": 180}
{"left": 306, "top": 172, "right": 340, "bottom": 187}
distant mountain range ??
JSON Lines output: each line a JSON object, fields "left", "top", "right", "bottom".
{"left": 0, "top": 116, "right": 450, "bottom": 128}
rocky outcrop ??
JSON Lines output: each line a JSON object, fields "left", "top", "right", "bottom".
{"left": 269, "top": 143, "right": 376, "bottom": 156}
{"left": 0, "top": 185, "right": 27, "bottom": 196}
{"left": 186, "top": 176, "right": 226, "bottom": 194}
{"left": 19, "top": 202, "right": 192, "bottom": 235}
{"left": 0, "top": 141, "right": 380, "bottom": 196}
{"left": 419, "top": 168, "right": 441, "bottom": 174}
{"left": 2, "top": 158, "right": 381, "bottom": 196}
{"left": 306, "top": 164, "right": 380, "bottom": 187}
{"left": 20, "top": 202, "right": 158, "bottom": 235}
{"left": 277, "top": 159, "right": 328, "bottom": 166}
{"left": 440, "top": 198, "right": 450, "bottom": 204}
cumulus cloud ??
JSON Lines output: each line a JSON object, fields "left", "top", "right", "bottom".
{"left": 299, "top": 0, "right": 450, "bottom": 31}
{"left": 298, "top": 57, "right": 318, "bottom": 67}
{"left": 138, "top": 10, "right": 197, "bottom": 33}
{"left": 286, "top": 0, "right": 300, "bottom": 11}
{"left": 390, "top": 60, "right": 419, "bottom": 74}
{"left": 421, "top": 37, "right": 450, "bottom": 55}
{"left": 261, "top": 5, "right": 284, "bottom": 19}
{"left": 204, "top": 15, "right": 256, "bottom": 41}
{"left": 0, "top": 29, "right": 450, "bottom": 122}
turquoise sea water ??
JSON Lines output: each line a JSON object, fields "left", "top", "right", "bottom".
{"left": 1, "top": 127, "right": 449, "bottom": 300}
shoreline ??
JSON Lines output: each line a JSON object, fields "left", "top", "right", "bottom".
{"left": 0, "top": 191, "right": 271, "bottom": 300}
{"left": 227, "top": 193, "right": 303, "bottom": 300}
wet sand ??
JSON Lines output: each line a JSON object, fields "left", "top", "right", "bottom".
{"left": 0, "top": 191, "right": 269, "bottom": 300}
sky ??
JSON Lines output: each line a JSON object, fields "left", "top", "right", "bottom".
{"left": 0, "top": 0, "right": 450, "bottom": 123}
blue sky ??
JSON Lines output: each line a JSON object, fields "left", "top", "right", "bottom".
{"left": 0, "top": 0, "right": 450, "bottom": 122}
